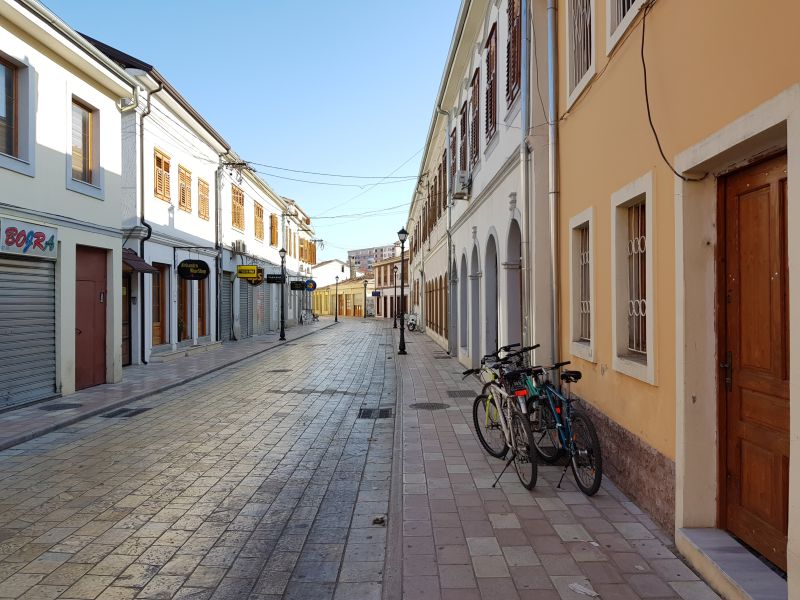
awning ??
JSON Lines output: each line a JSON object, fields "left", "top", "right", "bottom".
{"left": 122, "top": 248, "right": 159, "bottom": 273}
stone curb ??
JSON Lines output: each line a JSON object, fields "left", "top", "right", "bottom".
{"left": 0, "top": 321, "right": 338, "bottom": 452}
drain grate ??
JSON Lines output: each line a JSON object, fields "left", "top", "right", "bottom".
{"left": 102, "top": 407, "right": 152, "bottom": 418}
{"left": 39, "top": 403, "right": 82, "bottom": 411}
{"left": 358, "top": 408, "right": 394, "bottom": 419}
{"left": 447, "top": 390, "right": 476, "bottom": 398}
{"left": 409, "top": 402, "right": 450, "bottom": 411}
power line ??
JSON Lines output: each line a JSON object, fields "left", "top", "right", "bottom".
{"left": 312, "top": 202, "right": 410, "bottom": 219}
{"left": 248, "top": 169, "right": 417, "bottom": 188}
{"left": 243, "top": 161, "right": 418, "bottom": 180}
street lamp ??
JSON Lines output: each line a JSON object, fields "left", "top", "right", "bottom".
{"left": 279, "top": 248, "right": 287, "bottom": 341}
{"left": 363, "top": 280, "right": 368, "bottom": 318}
{"left": 392, "top": 265, "right": 398, "bottom": 329}
{"left": 398, "top": 227, "right": 408, "bottom": 355}
{"left": 335, "top": 275, "right": 339, "bottom": 323}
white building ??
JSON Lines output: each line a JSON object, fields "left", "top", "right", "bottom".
{"left": 347, "top": 243, "right": 399, "bottom": 274}
{"left": 0, "top": 0, "right": 137, "bottom": 407}
{"left": 312, "top": 258, "right": 365, "bottom": 289}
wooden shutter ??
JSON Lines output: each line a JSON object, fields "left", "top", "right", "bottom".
{"left": 254, "top": 202, "right": 264, "bottom": 240}
{"left": 178, "top": 166, "right": 191, "bottom": 212}
{"left": 507, "top": 0, "right": 521, "bottom": 105}
{"left": 232, "top": 185, "right": 244, "bottom": 230}
{"left": 154, "top": 150, "right": 171, "bottom": 201}
{"left": 270, "top": 214, "right": 278, "bottom": 246}
{"left": 459, "top": 103, "right": 468, "bottom": 172}
{"left": 470, "top": 70, "right": 480, "bottom": 167}
{"left": 485, "top": 25, "right": 497, "bottom": 139}
{"left": 198, "top": 179, "right": 209, "bottom": 220}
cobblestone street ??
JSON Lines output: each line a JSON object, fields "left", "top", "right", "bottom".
{"left": 0, "top": 320, "right": 720, "bottom": 600}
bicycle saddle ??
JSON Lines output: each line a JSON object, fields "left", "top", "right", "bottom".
{"left": 560, "top": 370, "right": 582, "bottom": 383}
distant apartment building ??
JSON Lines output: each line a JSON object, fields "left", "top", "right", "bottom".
{"left": 347, "top": 243, "right": 399, "bottom": 273}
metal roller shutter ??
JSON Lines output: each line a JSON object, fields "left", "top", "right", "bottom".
{"left": 0, "top": 257, "right": 56, "bottom": 409}
{"left": 221, "top": 274, "right": 232, "bottom": 342}
{"left": 239, "top": 278, "right": 252, "bottom": 339}
{"left": 253, "top": 284, "right": 267, "bottom": 335}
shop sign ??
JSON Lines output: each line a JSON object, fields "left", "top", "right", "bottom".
{"left": 305, "top": 279, "right": 317, "bottom": 291}
{"left": 290, "top": 281, "right": 306, "bottom": 290}
{"left": 266, "top": 273, "right": 284, "bottom": 284}
{"left": 247, "top": 268, "right": 264, "bottom": 286}
{"left": 237, "top": 265, "right": 259, "bottom": 279}
{"left": 177, "top": 259, "right": 210, "bottom": 280}
{"left": 371, "top": 291, "right": 381, "bottom": 297}
{"left": 0, "top": 218, "right": 57, "bottom": 260}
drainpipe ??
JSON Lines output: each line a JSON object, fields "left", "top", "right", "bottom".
{"left": 215, "top": 159, "right": 224, "bottom": 342}
{"left": 520, "top": 0, "right": 533, "bottom": 350}
{"left": 139, "top": 83, "right": 163, "bottom": 365}
{"left": 547, "top": 0, "right": 560, "bottom": 360}
{"left": 437, "top": 106, "right": 455, "bottom": 355}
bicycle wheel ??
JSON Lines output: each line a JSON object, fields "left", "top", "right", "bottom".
{"left": 511, "top": 412, "right": 537, "bottom": 490}
{"left": 472, "top": 394, "right": 507, "bottom": 458}
{"left": 569, "top": 410, "right": 603, "bottom": 496}
{"left": 531, "top": 401, "right": 562, "bottom": 463}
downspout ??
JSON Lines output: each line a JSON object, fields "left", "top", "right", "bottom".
{"left": 437, "top": 107, "right": 454, "bottom": 355}
{"left": 139, "top": 82, "right": 162, "bottom": 365}
{"left": 521, "top": 0, "right": 532, "bottom": 348}
{"left": 547, "top": 0, "right": 560, "bottom": 360}
{"left": 215, "top": 159, "right": 224, "bottom": 342}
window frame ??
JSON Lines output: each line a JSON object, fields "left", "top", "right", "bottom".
{"left": 254, "top": 201, "right": 264, "bottom": 240}
{"left": 485, "top": 24, "right": 498, "bottom": 141}
{"left": 469, "top": 69, "right": 480, "bottom": 168}
{"left": 0, "top": 52, "right": 34, "bottom": 177}
{"left": 569, "top": 207, "right": 595, "bottom": 362}
{"left": 565, "top": 0, "right": 596, "bottom": 109}
{"left": 605, "top": 0, "right": 646, "bottom": 54}
{"left": 459, "top": 102, "right": 468, "bottom": 172}
{"left": 178, "top": 165, "right": 192, "bottom": 212}
{"left": 270, "top": 213, "right": 279, "bottom": 247}
{"left": 198, "top": 178, "right": 210, "bottom": 220}
{"left": 231, "top": 184, "right": 245, "bottom": 232}
{"left": 506, "top": 0, "right": 521, "bottom": 107}
{"left": 70, "top": 99, "right": 93, "bottom": 184}
{"left": 610, "top": 171, "right": 655, "bottom": 384}
{"left": 0, "top": 56, "right": 18, "bottom": 159}
{"left": 66, "top": 95, "right": 102, "bottom": 199}
{"left": 154, "top": 148, "right": 171, "bottom": 202}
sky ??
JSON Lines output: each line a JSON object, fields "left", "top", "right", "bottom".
{"left": 42, "top": 0, "right": 460, "bottom": 262}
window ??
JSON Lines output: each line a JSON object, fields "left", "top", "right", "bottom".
{"left": 459, "top": 102, "right": 468, "bottom": 172}
{"left": 469, "top": 70, "right": 480, "bottom": 167}
{"left": 178, "top": 166, "right": 191, "bottom": 212}
{"left": 232, "top": 184, "right": 244, "bottom": 231}
{"left": 154, "top": 149, "right": 171, "bottom": 201}
{"left": 570, "top": 209, "right": 594, "bottom": 361}
{"left": 254, "top": 202, "right": 264, "bottom": 240}
{"left": 1, "top": 59, "right": 16, "bottom": 157}
{"left": 485, "top": 24, "right": 497, "bottom": 140}
{"left": 567, "top": 0, "right": 595, "bottom": 105}
{"left": 441, "top": 153, "right": 447, "bottom": 213}
{"left": 71, "top": 100, "right": 93, "bottom": 184}
{"left": 198, "top": 179, "right": 210, "bottom": 220}
{"left": 607, "top": 0, "right": 645, "bottom": 51}
{"left": 611, "top": 172, "right": 654, "bottom": 383}
{"left": 450, "top": 130, "right": 457, "bottom": 186}
{"left": 270, "top": 213, "right": 279, "bottom": 246}
{"left": 507, "top": 0, "right": 521, "bottom": 106}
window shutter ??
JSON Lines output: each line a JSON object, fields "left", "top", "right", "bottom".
{"left": 470, "top": 69, "right": 480, "bottom": 166}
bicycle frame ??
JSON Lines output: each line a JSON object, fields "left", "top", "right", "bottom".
{"left": 482, "top": 368, "right": 530, "bottom": 449}
{"left": 526, "top": 375, "right": 575, "bottom": 454}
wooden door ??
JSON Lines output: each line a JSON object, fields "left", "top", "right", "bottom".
{"left": 720, "top": 153, "right": 789, "bottom": 571}
{"left": 152, "top": 264, "right": 168, "bottom": 345}
{"left": 198, "top": 280, "right": 207, "bottom": 337}
{"left": 178, "top": 276, "right": 190, "bottom": 341}
{"left": 122, "top": 272, "right": 131, "bottom": 366}
{"left": 75, "top": 246, "right": 106, "bottom": 390}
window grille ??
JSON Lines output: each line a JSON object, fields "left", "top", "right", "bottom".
{"left": 485, "top": 24, "right": 497, "bottom": 139}
{"left": 254, "top": 202, "right": 264, "bottom": 240}
{"left": 612, "top": 0, "right": 637, "bottom": 32}
{"left": 198, "top": 179, "right": 210, "bottom": 220}
{"left": 154, "top": 149, "right": 171, "bottom": 200}
{"left": 459, "top": 103, "right": 468, "bottom": 172}
{"left": 469, "top": 70, "right": 480, "bottom": 166}
{"left": 232, "top": 185, "right": 245, "bottom": 231}
{"left": 569, "top": 0, "right": 593, "bottom": 93}
{"left": 627, "top": 202, "right": 646, "bottom": 355}
{"left": 578, "top": 225, "right": 591, "bottom": 342}
{"left": 506, "top": 0, "right": 521, "bottom": 105}
{"left": 178, "top": 166, "right": 191, "bottom": 212}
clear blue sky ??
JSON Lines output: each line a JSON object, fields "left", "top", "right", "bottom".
{"left": 43, "top": 0, "right": 460, "bottom": 262}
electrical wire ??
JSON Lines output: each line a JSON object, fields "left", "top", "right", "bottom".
{"left": 248, "top": 170, "right": 418, "bottom": 188}
{"left": 312, "top": 202, "right": 410, "bottom": 219}
{"left": 242, "top": 161, "right": 418, "bottom": 180}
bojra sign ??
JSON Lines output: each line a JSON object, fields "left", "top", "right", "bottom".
{"left": 0, "top": 218, "right": 57, "bottom": 260}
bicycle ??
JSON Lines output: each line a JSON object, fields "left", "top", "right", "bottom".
{"left": 526, "top": 361, "right": 603, "bottom": 495}
{"left": 463, "top": 344, "right": 539, "bottom": 490}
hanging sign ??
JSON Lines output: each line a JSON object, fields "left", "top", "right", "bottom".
{"left": 266, "top": 273, "right": 284, "bottom": 284}
{"left": 177, "top": 260, "right": 210, "bottom": 280}
{"left": 290, "top": 281, "right": 306, "bottom": 290}
{"left": 0, "top": 218, "right": 57, "bottom": 260}
{"left": 305, "top": 279, "right": 317, "bottom": 291}
{"left": 237, "top": 265, "right": 259, "bottom": 279}
{"left": 247, "top": 268, "right": 264, "bottom": 286}
{"left": 371, "top": 291, "right": 381, "bottom": 297}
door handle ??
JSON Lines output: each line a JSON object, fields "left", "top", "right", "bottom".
{"left": 720, "top": 351, "right": 733, "bottom": 392}
{"left": 76, "top": 328, "right": 82, "bottom": 335}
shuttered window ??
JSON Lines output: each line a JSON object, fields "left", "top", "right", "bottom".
{"left": 1, "top": 59, "right": 17, "bottom": 157}
{"left": 441, "top": 153, "right": 447, "bottom": 213}
{"left": 507, "top": 0, "right": 521, "bottom": 105}
{"left": 71, "top": 100, "right": 92, "bottom": 183}
{"left": 254, "top": 202, "right": 264, "bottom": 240}
{"left": 232, "top": 185, "right": 245, "bottom": 231}
{"left": 198, "top": 179, "right": 210, "bottom": 220}
{"left": 469, "top": 69, "right": 480, "bottom": 167}
{"left": 178, "top": 166, "right": 191, "bottom": 212}
{"left": 485, "top": 24, "right": 497, "bottom": 140}
{"left": 449, "top": 130, "right": 457, "bottom": 187}
{"left": 154, "top": 149, "right": 171, "bottom": 201}
{"left": 270, "top": 214, "right": 278, "bottom": 246}
{"left": 459, "top": 103, "right": 468, "bottom": 172}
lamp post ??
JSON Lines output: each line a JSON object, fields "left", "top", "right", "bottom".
{"left": 398, "top": 227, "right": 408, "bottom": 355}
{"left": 392, "top": 265, "right": 398, "bottom": 329}
{"left": 363, "top": 280, "right": 368, "bottom": 318}
{"left": 279, "top": 248, "right": 287, "bottom": 340}
{"left": 335, "top": 276, "right": 339, "bottom": 323}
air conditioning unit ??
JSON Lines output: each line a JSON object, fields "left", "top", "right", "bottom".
{"left": 232, "top": 240, "right": 247, "bottom": 254}
{"left": 453, "top": 171, "right": 470, "bottom": 200}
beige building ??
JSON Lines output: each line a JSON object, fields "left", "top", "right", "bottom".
{"left": 312, "top": 276, "right": 374, "bottom": 318}
{"left": 373, "top": 252, "right": 408, "bottom": 320}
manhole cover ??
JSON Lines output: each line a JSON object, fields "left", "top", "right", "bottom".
{"left": 409, "top": 402, "right": 450, "bottom": 411}
{"left": 102, "top": 408, "right": 152, "bottom": 418}
{"left": 39, "top": 403, "right": 82, "bottom": 411}
{"left": 447, "top": 390, "right": 476, "bottom": 398}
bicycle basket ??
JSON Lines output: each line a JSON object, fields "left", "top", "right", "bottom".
{"left": 479, "top": 369, "right": 496, "bottom": 384}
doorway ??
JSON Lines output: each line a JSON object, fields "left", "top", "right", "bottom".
{"left": 75, "top": 246, "right": 107, "bottom": 390}
{"left": 152, "top": 263, "right": 169, "bottom": 346}
{"left": 122, "top": 271, "right": 131, "bottom": 366}
{"left": 718, "top": 153, "right": 789, "bottom": 571}
{"left": 178, "top": 276, "right": 191, "bottom": 341}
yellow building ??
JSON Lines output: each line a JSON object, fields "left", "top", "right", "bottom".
{"left": 556, "top": 0, "right": 798, "bottom": 594}
{"left": 312, "top": 276, "right": 374, "bottom": 318}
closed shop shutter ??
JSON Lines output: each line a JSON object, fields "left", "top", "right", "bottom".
{"left": 0, "top": 257, "right": 56, "bottom": 409}
{"left": 221, "top": 273, "right": 232, "bottom": 342}
{"left": 253, "top": 284, "right": 267, "bottom": 335}
{"left": 239, "top": 278, "right": 252, "bottom": 338}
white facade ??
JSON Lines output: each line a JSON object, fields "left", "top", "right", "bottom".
{"left": 312, "top": 259, "right": 365, "bottom": 288}
{"left": 348, "top": 243, "right": 399, "bottom": 273}
{"left": 0, "top": 0, "right": 136, "bottom": 404}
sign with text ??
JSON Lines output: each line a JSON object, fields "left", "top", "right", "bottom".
{"left": 177, "top": 260, "right": 210, "bottom": 280}
{"left": 237, "top": 265, "right": 259, "bottom": 279}
{"left": 247, "top": 267, "right": 264, "bottom": 286}
{"left": 266, "top": 274, "right": 284, "bottom": 284}
{"left": 290, "top": 281, "right": 307, "bottom": 290}
{"left": 0, "top": 218, "right": 57, "bottom": 260}
{"left": 371, "top": 291, "right": 381, "bottom": 297}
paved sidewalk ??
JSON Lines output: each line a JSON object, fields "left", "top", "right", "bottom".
{"left": 388, "top": 326, "right": 720, "bottom": 600}
{"left": 0, "top": 319, "right": 335, "bottom": 451}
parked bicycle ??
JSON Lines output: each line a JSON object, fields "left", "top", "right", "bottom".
{"left": 463, "top": 344, "right": 540, "bottom": 489}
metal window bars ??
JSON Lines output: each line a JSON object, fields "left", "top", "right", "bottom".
{"left": 627, "top": 202, "right": 646, "bottom": 355}
{"left": 578, "top": 225, "right": 591, "bottom": 342}
{"left": 614, "top": 0, "right": 637, "bottom": 31}
{"left": 570, "top": 0, "right": 592, "bottom": 92}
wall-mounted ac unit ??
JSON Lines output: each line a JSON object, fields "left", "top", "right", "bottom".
{"left": 453, "top": 171, "right": 470, "bottom": 200}
{"left": 232, "top": 240, "right": 247, "bottom": 254}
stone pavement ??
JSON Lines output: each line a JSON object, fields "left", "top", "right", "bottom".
{"left": 0, "top": 319, "right": 335, "bottom": 452}
{"left": 388, "top": 325, "right": 720, "bottom": 600}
